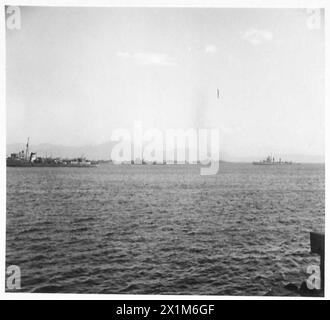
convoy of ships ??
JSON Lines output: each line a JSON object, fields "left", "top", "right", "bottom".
{"left": 7, "top": 138, "right": 296, "bottom": 168}
{"left": 6, "top": 138, "right": 97, "bottom": 167}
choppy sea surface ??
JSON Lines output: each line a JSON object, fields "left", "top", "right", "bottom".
{"left": 6, "top": 163, "right": 324, "bottom": 295}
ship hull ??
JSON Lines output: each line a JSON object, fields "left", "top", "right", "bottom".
{"left": 7, "top": 159, "right": 96, "bottom": 168}
{"left": 252, "top": 162, "right": 293, "bottom": 165}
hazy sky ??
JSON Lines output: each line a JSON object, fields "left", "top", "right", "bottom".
{"left": 6, "top": 7, "right": 324, "bottom": 158}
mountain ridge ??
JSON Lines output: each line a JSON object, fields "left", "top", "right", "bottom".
{"left": 6, "top": 142, "right": 325, "bottom": 163}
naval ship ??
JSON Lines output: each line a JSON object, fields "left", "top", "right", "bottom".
{"left": 252, "top": 155, "right": 293, "bottom": 165}
{"left": 7, "top": 138, "right": 97, "bottom": 167}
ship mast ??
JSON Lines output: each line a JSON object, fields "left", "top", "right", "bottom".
{"left": 25, "top": 137, "right": 29, "bottom": 161}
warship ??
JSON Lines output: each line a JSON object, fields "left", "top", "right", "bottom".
{"left": 252, "top": 155, "right": 293, "bottom": 165}
{"left": 6, "top": 138, "right": 97, "bottom": 167}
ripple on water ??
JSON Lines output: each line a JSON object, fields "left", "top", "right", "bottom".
{"left": 6, "top": 163, "right": 324, "bottom": 295}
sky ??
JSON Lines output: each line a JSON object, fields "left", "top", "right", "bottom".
{"left": 6, "top": 7, "right": 325, "bottom": 159}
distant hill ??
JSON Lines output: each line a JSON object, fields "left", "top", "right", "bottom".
{"left": 6, "top": 142, "right": 117, "bottom": 160}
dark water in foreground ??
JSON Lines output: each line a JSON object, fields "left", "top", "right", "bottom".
{"left": 6, "top": 163, "right": 324, "bottom": 295}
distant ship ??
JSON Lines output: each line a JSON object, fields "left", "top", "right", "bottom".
{"left": 7, "top": 138, "right": 97, "bottom": 167}
{"left": 252, "top": 155, "right": 293, "bottom": 165}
